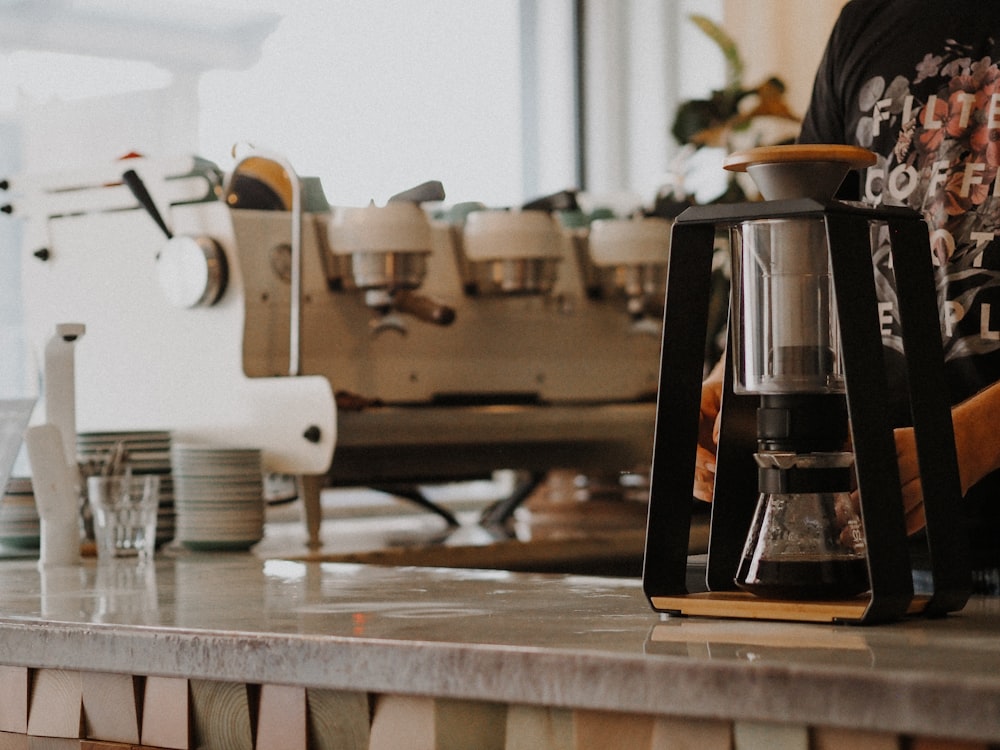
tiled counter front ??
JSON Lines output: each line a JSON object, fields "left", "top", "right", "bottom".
{"left": 0, "top": 557, "right": 996, "bottom": 749}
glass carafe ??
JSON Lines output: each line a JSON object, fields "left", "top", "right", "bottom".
{"left": 735, "top": 451, "right": 869, "bottom": 599}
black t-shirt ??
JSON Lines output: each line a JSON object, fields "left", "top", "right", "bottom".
{"left": 799, "top": 0, "right": 1000, "bottom": 566}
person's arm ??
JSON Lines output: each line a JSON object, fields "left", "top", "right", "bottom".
{"left": 692, "top": 359, "right": 726, "bottom": 503}
{"left": 895, "top": 380, "right": 1000, "bottom": 534}
{"left": 952, "top": 381, "right": 1000, "bottom": 494}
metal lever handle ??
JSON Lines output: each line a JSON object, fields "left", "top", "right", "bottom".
{"left": 122, "top": 169, "right": 174, "bottom": 239}
{"left": 394, "top": 290, "right": 456, "bottom": 326}
{"left": 388, "top": 180, "right": 445, "bottom": 204}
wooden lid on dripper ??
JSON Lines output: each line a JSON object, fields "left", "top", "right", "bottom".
{"left": 724, "top": 144, "right": 876, "bottom": 201}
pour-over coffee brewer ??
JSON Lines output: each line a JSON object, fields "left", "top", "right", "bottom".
{"left": 642, "top": 145, "right": 972, "bottom": 624}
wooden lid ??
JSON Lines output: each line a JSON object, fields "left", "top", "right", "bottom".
{"left": 723, "top": 144, "right": 877, "bottom": 173}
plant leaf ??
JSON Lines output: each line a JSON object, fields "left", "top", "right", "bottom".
{"left": 689, "top": 14, "right": 744, "bottom": 92}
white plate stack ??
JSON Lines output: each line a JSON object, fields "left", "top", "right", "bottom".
{"left": 0, "top": 477, "right": 40, "bottom": 551}
{"left": 171, "top": 444, "right": 264, "bottom": 551}
{"left": 78, "top": 430, "right": 175, "bottom": 548}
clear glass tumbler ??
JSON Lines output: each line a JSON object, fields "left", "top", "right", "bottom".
{"left": 87, "top": 474, "right": 160, "bottom": 562}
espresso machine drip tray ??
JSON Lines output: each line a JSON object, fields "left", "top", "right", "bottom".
{"left": 329, "top": 401, "right": 655, "bottom": 486}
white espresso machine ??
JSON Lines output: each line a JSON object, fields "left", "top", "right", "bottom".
{"left": 8, "top": 152, "right": 669, "bottom": 548}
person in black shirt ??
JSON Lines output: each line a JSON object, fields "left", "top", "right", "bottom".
{"left": 696, "top": 0, "right": 1000, "bottom": 587}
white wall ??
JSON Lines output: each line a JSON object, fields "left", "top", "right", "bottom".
{"left": 723, "top": 0, "right": 848, "bottom": 119}
{"left": 0, "top": 118, "right": 25, "bottom": 400}
{"left": 17, "top": 83, "right": 199, "bottom": 173}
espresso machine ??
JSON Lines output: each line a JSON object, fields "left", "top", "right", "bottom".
{"left": 585, "top": 216, "right": 672, "bottom": 333}
{"left": 9, "top": 151, "right": 667, "bottom": 547}
{"left": 642, "top": 145, "right": 972, "bottom": 624}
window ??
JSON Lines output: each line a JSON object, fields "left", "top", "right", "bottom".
{"left": 579, "top": 0, "right": 725, "bottom": 203}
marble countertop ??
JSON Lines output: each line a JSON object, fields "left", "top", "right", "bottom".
{"left": 0, "top": 554, "right": 997, "bottom": 743}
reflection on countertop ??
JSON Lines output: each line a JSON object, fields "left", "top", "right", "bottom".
{"left": 252, "top": 471, "right": 692, "bottom": 577}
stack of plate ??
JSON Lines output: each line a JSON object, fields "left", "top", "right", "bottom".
{"left": 78, "top": 430, "right": 175, "bottom": 547}
{"left": 0, "top": 477, "right": 40, "bottom": 551}
{"left": 171, "top": 444, "right": 264, "bottom": 551}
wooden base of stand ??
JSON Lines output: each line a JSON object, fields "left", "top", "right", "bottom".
{"left": 650, "top": 592, "right": 931, "bottom": 624}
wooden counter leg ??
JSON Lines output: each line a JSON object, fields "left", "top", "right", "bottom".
{"left": 909, "top": 739, "right": 991, "bottom": 750}
{"left": 0, "top": 667, "right": 28, "bottom": 735}
{"left": 370, "top": 695, "right": 506, "bottom": 750}
{"left": 573, "top": 710, "right": 654, "bottom": 750}
{"left": 732, "top": 721, "right": 809, "bottom": 750}
{"left": 650, "top": 716, "right": 733, "bottom": 749}
{"left": 304, "top": 689, "right": 369, "bottom": 750}
{"left": 81, "top": 672, "right": 140, "bottom": 744}
{"left": 188, "top": 680, "right": 252, "bottom": 750}
{"left": 26, "top": 669, "right": 82, "bottom": 740}
{"left": 256, "top": 684, "right": 306, "bottom": 750}
{"left": 435, "top": 699, "right": 506, "bottom": 750}
{"left": 23, "top": 738, "right": 78, "bottom": 749}
{"left": 504, "top": 705, "right": 573, "bottom": 750}
{"left": 299, "top": 474, "right": 324, "bottom": 550}
{"left": 140, "top": 676, "right": 189, "bottom": 750}
{"left": 812, "top": 727, "right": 900, "bottom": 749}
{"left": 368, "top": 695, "right": 434, "bottom": 750}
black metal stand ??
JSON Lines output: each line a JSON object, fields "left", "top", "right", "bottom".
{"left": 642, "top": 199, "right": 971, "bottom": 624}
